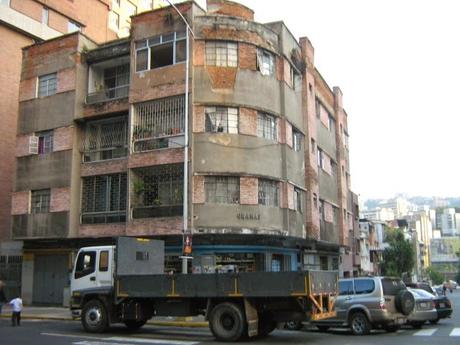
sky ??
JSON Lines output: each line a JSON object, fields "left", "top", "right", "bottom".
{"left": 222, "top": 0, "right": 460, "bottom": 200}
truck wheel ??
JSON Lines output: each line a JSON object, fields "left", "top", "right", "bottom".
{"left": 82, "top": 300, "right": 108, "bottom": 333}
{"left": 209, "top": 302, "right": 246, "bottom": 342}
{"left": 125, "top": 320, "right": 147, "bottom": 330}
{"left": 349, "top": 311, "right": 371, "bottom": 335}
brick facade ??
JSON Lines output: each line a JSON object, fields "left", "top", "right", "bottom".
{"left": 192, "top": 175, "right": 205, "bottom": 204}
{"left": 129, "top": 149, "right": 184, "bottom": 169}
{"left": 239, "top": 107, "right": 257, "bottom": 136}
{"left": 50, "top": 187, "right": 71, "bottom": 212}
{"left": 206, "top": 66, "right": 237, "bottom": 89}
{"left": 239, "top": 177, "right": 258, "bottom": 205}
{"left": 193, "top": 105, "right": 205, "bottom": 133}
{"left": 127, "top": 217, "right": 183, "bottom": 236}
{"left": 239, "top": 43, "right": 257, "bottom": 71}
{"left": 11, "top": 191, "right": 30, "bottom": 215}
{"left": 53, "top": 126, "right": 73, "bottom": 152}
{"left": 81, "top": 159, "right": 128, "bottom": 177}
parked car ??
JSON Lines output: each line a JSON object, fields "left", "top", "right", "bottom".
{"left": 310, "top": 276, "right": 415, "bottom": 335}
{"left": 428, "top": 288, "right": 453, "bottom": 323}
{"left": 405, "top": 282, "right": 433, "bottom": 294}
{"left": 406, "top": 288, "right": 438, "bottom": 328}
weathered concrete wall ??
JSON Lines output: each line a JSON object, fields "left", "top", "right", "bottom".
{"left": 12, "top": 212, "right": 69, "bottom": 239}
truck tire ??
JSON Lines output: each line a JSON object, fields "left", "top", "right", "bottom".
{"left": 125, "top": 320, "right": 147, "bottom": 330}
{"left": 349, "top": 311, "right": 371, "bottom": 335}
{"left": 82, "top": 299, "right": 108, "bottom": 333}
{"left": 395, "top": 290, "right": 415, "bottom": 315}
{"left": 209, "top": 302, "right": 246, "bottom": 342}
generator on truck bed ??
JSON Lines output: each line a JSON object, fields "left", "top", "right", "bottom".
{"left": 70, "top": 237, "right": 338, "bottom": 341}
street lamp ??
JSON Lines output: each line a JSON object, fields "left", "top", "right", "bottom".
{"left": 163, "top": 0, "right": 195, "bottom": 274}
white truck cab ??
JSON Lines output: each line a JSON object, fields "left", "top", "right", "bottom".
{"left": 71, "top": 246, "right": 115, "bottom": 299}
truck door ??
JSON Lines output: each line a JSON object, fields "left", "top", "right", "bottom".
{"left": 72, "top": 249, "right": 98, "bottom": 292}
{"left": 96, "top": 249, "right": 113, "bottom": 288}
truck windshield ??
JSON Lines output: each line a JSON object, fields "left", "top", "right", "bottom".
{"left": 75, "top": 251, "right": 96, "bottom": 279}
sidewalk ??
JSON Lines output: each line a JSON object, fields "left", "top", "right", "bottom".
{"left": 0, "top": 306, "right": 208, "bottom": 327}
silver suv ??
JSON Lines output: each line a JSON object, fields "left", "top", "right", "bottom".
{"left": 312, "top": 276, "right": 415, "bottom": 335}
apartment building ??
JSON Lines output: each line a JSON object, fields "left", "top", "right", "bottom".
{"left": 11, "top": 0, "right": 356, "bottom": 304}
{"left": 0, "top": 0, "right": 152, "bottom": 298}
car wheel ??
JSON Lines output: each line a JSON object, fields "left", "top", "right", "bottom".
{"left": 317, "top": 325, "right": 330, "bottom": 332}
{"left": 285, "top": 320, "right": 303, "bottom": 330}
{"left": 429, "top": 318, "right": 440, "bottom": 325}
{"left": 384, "top": 325, "right": 399, "bottom": 333}
{"left": 349, "top": 312, "right": 371, "bottom": 335}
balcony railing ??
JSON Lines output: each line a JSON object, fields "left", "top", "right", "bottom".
{"left": 132, "top": 205, "right": 183, "bottom": 219}
{"left": 86, "top": 84, "right": 129, "bottom": 104}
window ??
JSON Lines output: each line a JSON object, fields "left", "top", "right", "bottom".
{"left": 68, "top": 20, "right": 81, "bottom": 33}
{"left": 256, "top": 48, "right": 274, "bottom": 76}
{"left": 311, "top": 138, "right": 316, "bottom": 154}
{"left": 354, "top": 279, "right": 375, "bottom": 295}
{"left": 339, "top": 280, "right": 353, "bottom": 296}
{"left": 328, "top": 115, "right": 335, "bottom": 132}
{"left": 133, "top": 95, "right": 185, "bottom": 152}
{"left": 292, "top": 129, "right": 302, "bottom": 152}
{"left": 205, "top": 176, "right": 239, "bottom": 204}
{"left": 109, "top": 12, "right": 120, "bottom": 29}
{"left": 103, "top": 64, "right": 129, "bottom": 95}
{"left": 82, "top": 117, "right": 128, "bottom": 162}
{"left": 38, "top": 73, "right": 57, "bottom": 97}
{"left": 315, "top": 98, "right": 320, "bottom": 118}
{"left": 290, "top": 66, "right": 301, "bottom": 89}
{"left": 42, "top": 7, "right": 49, "bottom": 25}
{"left": 135, "top": 32, "right": 186, "bottom": 72}
{"left": 205, "top": 107, "right": 238, "bottom": 133}
{"left": 112, "top": 0, "right": 120, "bottom": 6}
{"left": 319, "top": 256, "right": 328, "bottom": 270}
{"left": 74, "top": 251, "right": 96, "bottom": 279}
{"left": 294, "top": 188, "right": 302, "bottom": 213}
{"left": 81, "top": 173, "right": 127, "bottom": 224}
{"left": 206, "top": 41, "right": 238, "bottom": 67}
{"left": 0, "top": 0, "right": 10, "bottom": 7}
{"left": 31, "top": 189, "right": 51, "bottom": 214}
{"left": 124, "top": 0, "right": 137, "bottom": 16}
{"left": 317, "top": 148, "right": 324, "bottom": 168}
{"left": 99, "top": 251, "right": 109, "bottom": 272}
{"left": 258, "top": 179, "right": 279, "bottom": 207}
{"left": 36, "top": 130, "right": 53, "bottom": 154}
{"left": 257, "top": 113, "right": 277, "bottom": 141}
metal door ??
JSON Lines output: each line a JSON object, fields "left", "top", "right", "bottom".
{"left": 33, "top": 254, "right": 68, "bottom": 305}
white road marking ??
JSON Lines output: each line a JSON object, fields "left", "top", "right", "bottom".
{"left": 108, "top": 337, "right": 198, "bottom": 344}
{"left": 41, "top": 332, "right": 103, "bottom": 340}
{"left": 413, "top": 328, "right": 437, "bottom": 336}
{"left": 450, "top": 327, "right": 460, "bottom": 336}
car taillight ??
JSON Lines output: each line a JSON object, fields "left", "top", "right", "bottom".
{"left": 432, "top": 301, "right": 436, "bottom": 309}
{"left": 380, "top": 298, "right": 386, "bottom": 310}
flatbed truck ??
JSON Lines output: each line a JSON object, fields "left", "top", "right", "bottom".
{"left": 70, "top": 237, "right": 338, "bottom": 341}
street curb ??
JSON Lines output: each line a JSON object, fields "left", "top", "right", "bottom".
{"left": 1, "top": 314, "right": 208, "bottom": 327}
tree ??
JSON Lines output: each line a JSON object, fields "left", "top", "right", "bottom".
{"left": 381, "top": 228, "right": 415, "bottom": 278}
{"left": 426, "top": 266, "right": 444, "bottom": 285}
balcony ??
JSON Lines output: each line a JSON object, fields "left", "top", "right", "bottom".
{"left": 86, "top": 84, "right": 129, "bottom": 104}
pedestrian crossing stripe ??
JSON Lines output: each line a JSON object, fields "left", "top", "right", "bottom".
{"left": 414, "top": 329, "right": 437, "bottom": 336}
{"left": 450, "top": 328, "right": 460, "bottom": 337}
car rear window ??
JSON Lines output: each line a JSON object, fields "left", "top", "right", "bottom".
{"left": 382, "top": 278, "right": 406, "bottom": 296}
{"left": 355, "top": 279, "right": 375, "bottom": 294}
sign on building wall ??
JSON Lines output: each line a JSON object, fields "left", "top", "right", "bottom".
{"left": 430, "top": 237, "right": 460, "bottom": 263}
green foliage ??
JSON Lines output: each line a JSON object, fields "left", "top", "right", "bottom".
{"left": 426, "top": 266, "right": 444, "bottom": 285}
{"left": 381, "top": 228, "right": 415, "bottom": 277}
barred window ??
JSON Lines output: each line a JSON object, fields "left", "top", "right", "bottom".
{"left": 205, "top": 107, "right": 238, "bottom": 133}
{"left": 256, "top": 48, "right": 274, "bottom": 76}
{"left": 135, "top": 31, "right": 186, "bottom": 72}
{"left": 133, "top": 95, "right": 185, "bottom": 152}
{"left": 258, "top": 179, "right": 279, "bottom": 207}
{"left": 38, "top": 73, "right": 57, "bottom": 97}
{"left": 205, "top": 176, "right": 239, "bottom": 204}
{"left": 82, "top": 117, "right": 128, "bottom": 162}
{"left": 206, "top": 41, "right": 238, "bottom": 67}
{"left": 292, "top": 128, "right": 302, "bottom": 152}
{"left": 257, "top": 113, "right": 277, "bottom": 141}
{"left": 294, "top": 188, "right": 303, "bottom": 213}
{"left": 36, "top": 130, "right": 53, "bottom": 154}
{"left": 31, "top": 189, "right": 50, "bottom": 213}
{"left": 81, "top": 173, "right": 127, "bottom": 224}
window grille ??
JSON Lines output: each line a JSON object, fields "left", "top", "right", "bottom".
{"left": 258, "top": 179, "right": 279, "bottom": 207}
{"left": 132, "top": 164, "right": 183, "bottom": 218}
{"left": 81, "top": 173, "right": 127, "bottom": 224}
{"left": 256, "top": 48, "right": 275, "bottom": 76}
{"left": 31, "top": 189, "right": 51, "bottom": 213}
{"left": 257, "top": 113, "right": 277, "bottom": 141}
{"left": 36, "top": 130, "right": 53, "bottom": 154}
{"left": 135, "top": 32, "right": 186, "bottom": 72}
{"left": 294, "top": 188, "right": 302, "bottom": 213}
{"left": 205, "top": 176, "right": 239, "bottom": 204}
{"left": 206, "top": 41, "right": 238, "bottom": 67}
{"left": 38, "top": 73, "right": 57, "bottom": 97}
{"left": 133, "top": 95, "right": 185, "bottom": 152}
{"left": 205, "top": 107, "right": 238, "bottom": 133}
{"left": 82, "top": 117, "right": 128, "bottom": 162}
{"left": 292, "top": 129, "right": 302, "bottom": 152}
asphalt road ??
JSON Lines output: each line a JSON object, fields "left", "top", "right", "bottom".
{"left": 1, "top": 290, "right": 459, "bottom": 345}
